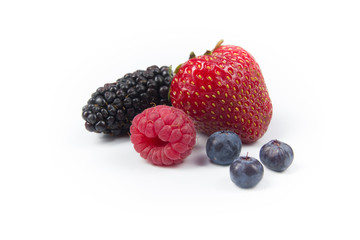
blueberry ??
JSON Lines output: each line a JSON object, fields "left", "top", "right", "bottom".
{"left": 230, "top": 155, "right": 264, "bottom": 188}
{"left": 259, "top": 140, "right": 294, "bottom": 172}
{"left": 206, "top": 130, "right": 242, "bottom": 165}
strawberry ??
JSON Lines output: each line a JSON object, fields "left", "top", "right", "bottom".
{"left": 170, "top": 41, "right": 272, "bottom": 144}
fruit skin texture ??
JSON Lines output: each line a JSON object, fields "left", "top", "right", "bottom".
{"left": 230, "top": 156, "right": 264, "bottom": 188}
{"left": 170, "top": 44, "right": 272, "bottom": 143}
{"left": 206, "top": 130, "right": 242, "bottom": 166}
{"left": 82, "top": 65, "right": 172, "bottom": 136}
{"left": 259, "top": 139, "right": 294, "bottom": 172}
{"left": 130, "top": 105, "right": 196, "bottom": 166}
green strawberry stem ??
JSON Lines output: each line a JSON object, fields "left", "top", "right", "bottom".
{"left": 204, "top": 39, "right": 224, "bottom": 55}
{"left": 189, "top": 51, "right": 196, "bottom": 59}
{"left": 212, "top": 39, "right": 224, "bottom": 52}
{"left": 174, "top": 40, "right": 225, "bottom": 74}
{"left": 170, "top": 39, "right": 225, "bottom": 100}
{"left": 204, "top": 50, "right": 212, "bottom": 55}
{"left": 174, "top": 64, "right": 182, "bottom": 74}
{"left": 193, "top": 39, "right": 225, "bottom": 57}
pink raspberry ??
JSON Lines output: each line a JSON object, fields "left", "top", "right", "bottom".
{"left": 130, "top": 105, "right": 196, "bottom": 166}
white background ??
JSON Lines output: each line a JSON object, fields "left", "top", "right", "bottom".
{"left": 1, "top": 0, "right": 359, "bottom": 239}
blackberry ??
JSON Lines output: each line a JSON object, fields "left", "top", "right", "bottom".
{"left": 82, "top": 65, "right": 173, "bottom": 135}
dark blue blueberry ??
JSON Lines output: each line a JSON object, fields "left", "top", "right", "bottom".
{"left": 259, "top": 140, "right": 294, "bottom": 172}
{"left": 230, "top": 156, "right": 264, "bottom": 188}
{"left": 206, "top": 130, "right": 242, "bottom": 166}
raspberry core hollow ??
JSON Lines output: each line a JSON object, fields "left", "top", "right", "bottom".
{"left": 130, "top": 105, "right": 196, "bottom": 166}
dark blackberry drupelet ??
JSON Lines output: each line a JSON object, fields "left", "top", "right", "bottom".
{"left": 82, "top": 65, "right": 173, "bottom": 135}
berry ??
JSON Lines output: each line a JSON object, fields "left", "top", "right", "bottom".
{"left": 130, "top": 105, "right": 196, "bottom": 166}
{"left": 170, "top": 40, "right": 272, "bottom": 143}
{"left": 259, "top": 139, "right": 294, "bottom": 172}
{"left": 206, "top": 130, "right": 242, "bottom": 165}
{"left": 82, "top": 65, "right": 173, "bottom": 135}
{"left": 230, "top": 155, "right": 264, "bottom": 188}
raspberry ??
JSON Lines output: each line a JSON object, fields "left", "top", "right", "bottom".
{"left": 130, "top": 105, "right": 196, "bottom": 166}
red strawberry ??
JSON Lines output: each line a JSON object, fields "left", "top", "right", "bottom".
{"left": 170, "top": 41, "right": 272, "bottom": 144}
